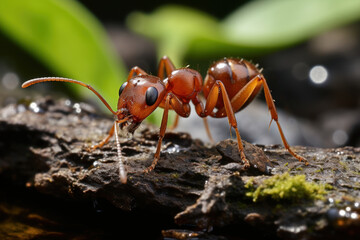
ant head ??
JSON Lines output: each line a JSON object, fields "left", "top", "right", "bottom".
{"left": 116, "top": 75, "right": 166, "bottom": 131}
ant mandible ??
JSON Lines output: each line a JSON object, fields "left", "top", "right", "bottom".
{"left": 22, "top": 56, "right": 308, "bottom": 184}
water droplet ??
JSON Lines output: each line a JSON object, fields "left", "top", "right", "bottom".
{"left": 339, "top": 209, "right": 346, "bottom": 217}
{"left": 73, "top": 103, "right": 82, "bottom": 114}
{"left": 65, "top": 99, "right": 71, "bottom": 106}
{"left": 165, "top": 144, "right": 181, "bottom": 153}
{"left": 265, "top": 165, "right": 273, "bottom": 174}
{"left": 29, "top": 102, "right": 40, "bottom": 113}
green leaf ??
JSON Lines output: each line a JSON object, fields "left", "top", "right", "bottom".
{"left": 0, "top": 0, "right": 126, "bottom": 111}
{"left": 222, "top": 0, "right": 360, "bottom": 48}
{"left": 127, "top": 5, "right": 221, "bottom": 67}
{"left": 128, "top": 1, "right": 360, "bottom": 65}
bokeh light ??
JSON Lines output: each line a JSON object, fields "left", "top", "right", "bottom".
{"left": 309, "top": 65, "right": 328, "bottom": 84}
{"left": 332, "top": 129, "right": 348, "bottom": 146}
{"left": 2, "top": 72, "right": 19, "bottom": 90}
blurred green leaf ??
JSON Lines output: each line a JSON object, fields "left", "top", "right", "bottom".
{"left": 222, "top": 0, "right": 360, "bottom": 47}
{"left": 0, "top": 0, "right": 126, "bottom": 111}
{"left": 127, "top": 5, "right": 221, "bottom": 67}
{"left": 128, "top": 1, "right": 360, "bottom": 65}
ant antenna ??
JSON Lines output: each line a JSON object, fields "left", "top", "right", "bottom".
{"left": 114, "top": 120, "right": 127, "bottom": 184}
{"left": 22, "top": 77, "right": 117, "bottom": 115}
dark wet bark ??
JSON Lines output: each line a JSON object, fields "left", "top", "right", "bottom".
{"left": 0, "top": 98, "right": 359, "bottom": 240}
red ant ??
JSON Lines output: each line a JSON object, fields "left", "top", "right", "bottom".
{"left": 22, "top": 56, "right": 308, "bottom": 184}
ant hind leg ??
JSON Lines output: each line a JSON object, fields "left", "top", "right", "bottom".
{"left": 215, "top": 74, "right": 307, "bottom": 165}
{"left": 202, "top": 117, "right": 215, "bottom": 144}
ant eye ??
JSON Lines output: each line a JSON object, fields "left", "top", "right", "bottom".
{"left": 119, "top": 82, "right": 127, "bottom": 96}
{"left": 145, "top": 87, "right": 158, "bottom": 106}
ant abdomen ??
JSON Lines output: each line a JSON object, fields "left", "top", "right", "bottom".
{"left": 203, "top": 58, "right": 262, "bottom": 112}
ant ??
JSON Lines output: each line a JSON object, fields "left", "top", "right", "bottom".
{"left": 22, "top": 56, "right": 308, "bottom": 184}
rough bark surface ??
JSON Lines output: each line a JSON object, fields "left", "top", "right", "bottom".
{"left": 0, "top": 98, "right": 359, "bottom": 239}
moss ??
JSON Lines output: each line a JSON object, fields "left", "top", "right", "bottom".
{"left": 245, "top": 172, "right": 331, "bottom": 203}
{"left": 171, "top": 173, "right": 179, "bottom": 179}
{"left": 244, "top": 177, "right": 254, "bottom": 189}
{"left": 339, "top": 161, "right": 349, "bottom": 170}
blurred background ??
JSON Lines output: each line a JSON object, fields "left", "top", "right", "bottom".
{"left": 0, "top": 0, "right": 359, "bottom": 148}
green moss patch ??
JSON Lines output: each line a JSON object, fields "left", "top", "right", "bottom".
{"left": 245, "top": 172, "right": 331, "bottom": 203}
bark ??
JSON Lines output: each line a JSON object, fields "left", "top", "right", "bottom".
{"left": 0, "top": 98, "right": 359, "bottom": 239}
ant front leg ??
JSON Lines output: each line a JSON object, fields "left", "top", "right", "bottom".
{"left": 87, "top": 123, "right": 115, "bottom": 151}
{"left": 144, "top": 93, "right": 191, "bottom": 173}
{"left": 87, "top": 117, "right": 129, "bottom": 152}
{"left": 144, "top": 94, "right": 171, "bottom": 173}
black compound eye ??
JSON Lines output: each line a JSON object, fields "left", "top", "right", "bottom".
{"left": 145, "top": 87, "right": 158, "bottom": 106}
{"left": 119, "top": 82, "right": 127, "bottom": 96}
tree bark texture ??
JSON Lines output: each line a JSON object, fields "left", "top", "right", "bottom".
{"left": 0, "top": 98, "right": 359, "bottom": 239}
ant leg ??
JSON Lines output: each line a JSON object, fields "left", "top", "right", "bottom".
{"left": 87, "top": 117, "right": 130, "bottom": 151}
{"left": 215, "top": 75, "right": 307, "bottom": 164}
{"left": 193, "top": 82, "right": 250, "bottom": 167}
{"left": 203, "top": 117, "right": 215, "bottom": 144}
{"left": 145, "top": 94, "right": 190, "bottom": 173}
{"left": 192, "top": 95, "right": 216, "bottom": 143}
{"left": 161, "top": 92, "right": 191, "bottom": 129}
{"left": 169, "top": 96, "right": 214, "bottom": 144}
{"left": 144, "top": 94, "right": 171, "bottom": 173}
{"left": 168, "top": 114, "right": 180, "bottom": 130}
{"left": 167, "top": 92, "right": 191, "bottom": 131}
{"left": 168, "top": 93, "right": 191, "bottom": 117}
{"left": 157, "top": 56, "right": 176, "bottom": 80}
{"left": 214, "top": 81, "right": 249, "bottom": 167}
{"left": 126, "top": 66, "right": 147, "bottom": 81}
{"left": 260, "top": 75, "right": 308, "bottom": 164}
{"left": 87, "top": 123, "right": 115, "bottom": 151}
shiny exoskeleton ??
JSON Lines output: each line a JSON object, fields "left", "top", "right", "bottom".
{"left": 22, "top": 56, "right": 308, "bottom": 184}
